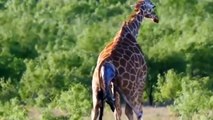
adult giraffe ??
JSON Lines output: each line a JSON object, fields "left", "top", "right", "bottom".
{"left": 91, "top": 0, "right": 159, "bottom": 120}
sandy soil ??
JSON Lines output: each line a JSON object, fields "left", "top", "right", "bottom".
{"left": 28, "top": 106, "right": 178, "bottom": 120}
{"left": 102, "top": 106, "right": 178, "bottom": 120}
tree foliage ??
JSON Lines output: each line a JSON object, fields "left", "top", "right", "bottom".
{"left": 0, "top": 0, "right": 212, "bottom": 119}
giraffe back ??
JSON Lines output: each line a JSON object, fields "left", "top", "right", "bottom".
{"left": 97, "top": 26, "right": 147, "bottom": 98}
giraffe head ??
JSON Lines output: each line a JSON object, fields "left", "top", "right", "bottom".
{"left": 135, "top": 0, "right": 159, "bottom": 23}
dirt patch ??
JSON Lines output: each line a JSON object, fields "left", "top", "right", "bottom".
{"left": 102, "top": 106, "right": 178, "bottom": 120}
{"left": 28, "top": 106, "right": 178, "bottom": 120}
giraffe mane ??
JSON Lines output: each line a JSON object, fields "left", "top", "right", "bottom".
{"left": 126, "top": 3, "right": 143, "bottom": 27}
{"left": 135, "top": 0, "right": 144, "bottom": 11}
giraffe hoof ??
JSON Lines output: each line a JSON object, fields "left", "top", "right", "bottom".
{"left": 137, "top": 111, "right": 143, "bottom": 120}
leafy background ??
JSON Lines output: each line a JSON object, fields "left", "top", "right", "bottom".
{"left": 0, "top": 0, "right": 212, "bottom": 119}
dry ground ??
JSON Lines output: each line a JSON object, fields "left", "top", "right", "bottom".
{"left": 101, "top": 106, "right": 178, "bottom": 120}
{"left": 28, "top": 106, "right": 178, "bottom": 120}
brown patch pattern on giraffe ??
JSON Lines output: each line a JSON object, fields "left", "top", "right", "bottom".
{"left": 91, "top": 0, "right": 159, "bottom": 119}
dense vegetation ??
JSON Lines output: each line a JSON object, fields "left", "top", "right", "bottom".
{"left": 0, "top": 0, "right": 212, "bottom": 119}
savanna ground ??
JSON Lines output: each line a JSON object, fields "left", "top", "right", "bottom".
{"left": 28, "top": 106, "right": 177, "bottom": 120}
{"left": 103, "top": 106, "right": 177, "bottom": 120}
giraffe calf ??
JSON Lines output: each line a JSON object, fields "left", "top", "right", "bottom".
{"left": 91, "top": 62, "right": 116, "bottom": 120}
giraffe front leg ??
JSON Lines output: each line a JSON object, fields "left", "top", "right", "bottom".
{"left": 113, "top": 91, "right": 122, "bottom": 120}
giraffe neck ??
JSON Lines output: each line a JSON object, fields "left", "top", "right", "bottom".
{"left": 124, "top": 10, "right": 144, "bottom": 38}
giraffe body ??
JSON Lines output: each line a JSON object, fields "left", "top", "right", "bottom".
{"left": 91, "top": 0, "right": 159, "bottom": 120}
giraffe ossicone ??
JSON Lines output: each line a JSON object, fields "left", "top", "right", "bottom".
{"left": 91, "top": 0, "right": 159, "bottom": 120}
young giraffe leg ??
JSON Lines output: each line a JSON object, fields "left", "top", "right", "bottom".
{"left": 99, "top": 99, "right": 105, "bottom": 120}
{"left": 91, "top": 88, "right": 105, "bottom": 120}
{"left": 91, "top": 91, "right": 100, "bottom": 120}
{"left": 113, "top": 91, "right": 122, "bottom": 120}
{"left": 125, "top": 104, "right": 133, "bottom": 120}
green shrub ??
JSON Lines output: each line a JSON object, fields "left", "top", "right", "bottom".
{"left": 0, "top": 98, "right": 28, "bottom": 120}
{"left": 19, "top": 50, "right": 87, "bottom": 105}
{"left": 0, "top": 78, "right": 18, "bottom": 103}
{"left": 173, "top": 77, "right": 213, "bottom": 119}
{"left": 154, "top": 69, "right": 182, "bottom": 103}
{"left": 0, "top": 0, "right": 213, "bottom": 119}
{"left": 0, "top": 53, "right": 26, "bottom": 81}
{"left": 50, "top": 84, "right": 91, "bottom": 120}
{"left": 154, "top": 70, "right": 213, "bottom": 119}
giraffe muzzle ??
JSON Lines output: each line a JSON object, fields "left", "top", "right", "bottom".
{"left": 152, "top": 15, "right": 159, "bottom": 23}
{"left": 151, "top": 12, "right": 159, "bottom": 23}
{"left": 145, "top": 12, "right": 159, "bottom": 23}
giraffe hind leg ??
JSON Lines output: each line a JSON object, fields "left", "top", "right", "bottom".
{"left": 101, "top": 62, "right": 116, "bottom": 111}
{"left": 137, "top": 111, "right": 143, "bottom": 120}
{"left": 125, "top": 103, "right": 133, "bottom": 120}
{"left": 91, "top": 91, "right": 100, "bottom": 120}
{"left": 114, "top": 91, "right": 122, "bottom": 120}
{"left": 91, "top": 89, "right": 105, "bottom": 120}
{"left": 115, "top": 85, "right": 143, "bottom": 119}
{"left": 99, "top": 98, "right": 105, "bottom": 120}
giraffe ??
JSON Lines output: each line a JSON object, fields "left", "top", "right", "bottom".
{"left": 91, "top": 0, "right": 159, "bottom": 120}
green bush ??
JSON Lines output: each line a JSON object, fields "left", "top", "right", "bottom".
{"left": 0, "top": 78, "right": 18, "bottom": 103}
{"left": 173, "top": 77, "right": 213, "bottom": 119}
{"left": 0, "top": 98, "right": 28, "bottom": 120}
{"left": 49, "top": 84, "right": 91, "bottom": 120}
{"left": 154, "top": 70, "right": 213, "bottom": 119}
{"left": 0, "top": 53, "right": 26, "bottom": 81}
{"left": 154, "top": 69, "right": 182, "bottom": 103}
{"left": 19, "top": 50, "right": 94, "bottom": 106}
{"left": 0, "top": 0, "right": 213, "bottom": 119}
